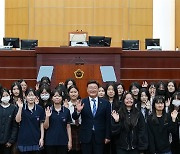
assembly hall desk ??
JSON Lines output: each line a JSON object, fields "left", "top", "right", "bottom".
{"left": 0, "top": 47, "right": 180, "bottom": 90}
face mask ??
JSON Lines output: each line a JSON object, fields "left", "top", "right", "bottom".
{"left": 40, "top": 93, "right": 50, "bottom": 101}
{"left": 172, "top": 100, "right": 180, "bottom": 107}
{"left": 1, "top": 96, "right": 10, "bottom": 104}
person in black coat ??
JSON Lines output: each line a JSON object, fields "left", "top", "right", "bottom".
{"left": 147, "top": 95, "right": 178, "bottom": 154}
{"left": 169, "top": 92, "right": 180, "bottom": 154}
{"left": 111, "top": 91, "right": 148, "bottom": 154}
{"left": 0, "top": 88, "right": 18, "bottom": 154}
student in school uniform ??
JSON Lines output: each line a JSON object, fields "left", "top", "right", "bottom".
{"left": 44, "top": 89, "right": 72, "bottom": 154}
{"left": 136, "top": 88, "right": 151, "bottom": 122}
{"left": 10, "top": 81, "right": 24, "bottom": 105}
{"left": 116, "top": 82, "right": 125, "bottom": 103}
{"left": 98, "top": 86, "right": 105, "bottom": 98}
{"left": 18, "top": 79, "right": 28, "bottom": 100}
{"left": 104, "top": 82, "right": 120, "bottom": 154}
{"left": 16, "top": 88, "right": 45, "bottom": 154}
{"left": 0, "top": 88, "right": 18, "bottom": 154}
{"left": 66, "top": 85, "right": 81, "bottom": 154}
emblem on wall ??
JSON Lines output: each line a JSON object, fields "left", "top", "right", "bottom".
{"left": 74, "top": 69, "right": 84, "bottom": 79}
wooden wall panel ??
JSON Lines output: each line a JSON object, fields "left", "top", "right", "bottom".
{"left": 5, "top": 0, "right": 29, "bottom": 39}
{"left": 5, "top": 0, "right": 153, "bottom": 49}
{"left": 127, "top": 0, "right": 153, "bottom": 50}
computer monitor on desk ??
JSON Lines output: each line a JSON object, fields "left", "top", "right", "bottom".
{"left": 21, "top": 39, "right": 38, "bottom": 50}
{"left": 88, "top": 36, "right": 105, "bottom": 47}
{"left": 122, "top": 40, "right": 139, "bottom": 50}
{"left": 3, "top": 37, "right": 20, "bottom": 48}
{"left": 145, "top": 38, "right": 160, "bottom": 50}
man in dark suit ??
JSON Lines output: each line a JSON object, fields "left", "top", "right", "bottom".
{"left": 72, "top": 80, "right": 111, "bottom": 154}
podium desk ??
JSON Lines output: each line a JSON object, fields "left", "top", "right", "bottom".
{"left": 35, "top": 47, "right": 122, "bottom": 88}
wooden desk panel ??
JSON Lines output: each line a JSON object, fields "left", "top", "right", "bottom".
{"left": 0, "top": 49, "right": 180, "bottom": 91}
{"left": 121, "top": 51, "right": 180, "bottom": 89}
{"left": 0, "top": 50, "right": 36, "bottom": 89}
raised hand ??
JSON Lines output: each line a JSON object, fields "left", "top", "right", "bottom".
{"left": 166, "top": 98, "right": 171, "bottom": 107}
{"left": 145, "top": 100, "right": 151, "bottom": 110}
{"left": 45, "top": 106, "right": 52, "bottom": 117}
{"left": 16, "top": 98, "right": 23, "bottom": 108}
{"left": 35, "top": 82, "right": 40, "bottom": 91}
{"left": 142, "top": 81, "right": 148, "bottom": 88}
{"left": 75, "top": 99, "right": 84, "bottom": 112}
{"left": 171, "top": 110, "right": 178, "bottom": 122}
{"left": 111, "top": 110, "right": 119, "bottom": 122}
{"left": 63, "top": 99, "right": 69, "bottom": 108}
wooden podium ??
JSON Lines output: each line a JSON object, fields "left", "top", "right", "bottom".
{"left": 55, "top": 64, "right": 102, "bottom": 98}
{"left": 36, "top": 47, "right": 122, "bottom": 91}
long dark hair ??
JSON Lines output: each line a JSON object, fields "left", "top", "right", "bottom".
{"left": 38, "top": 83, "right": 52, "bottom": 108}
{"left": 137, "top": 88, "right": 150, "bottom": 103}
{"left": 64, "top": 78, "right": 76, "bottom": 90}
{"left": 151, "top": 95, "right": 168, "bottom": 124}
{"left": 118, "top": 91, "right": 140, "bottom": 131}
{"left": 105, "top": 82, "right": 120, "bottom": 111}
{"left": 68, "top": 85, "right": 81, "bottom": 100}
{"left": 169, "top": 91, "right": 180, "bottom": 113}
{"left": 10, "top": 81, "right": 24, "bottom": 104}
{"left": 116, "top": 82, "right": 125, "bottom": 101}
{"left": 0, "top": 88, "right": 10, "bottom": 100}
{"left": 166, "top": 80, "right": 177, "bottom": 100}
{"left": 51, "top": 89, "right": 64, "bottom": 104}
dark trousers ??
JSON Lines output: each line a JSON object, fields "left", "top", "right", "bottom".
{"left": 81, "top": 131, "right": 104, "bottom": 154}
{"left": 68, "top": 150, "right": 82, "bottom": 154}
{"left": 0, "top": 144, "right": 12, "bottom": 154}
{"left": 19, "top": 151, "right": 40, "bottom": 154}
{"left": 116, "top": 148, "right": 139, "bottom": 154}
{"left": 20, "top": 151, "right": 40, "bottom": 154}
{"left": 46, "top": 145, "right": 68, "bottom": 154}
{"left": 104, "top": 137, "right": 116, "bottom": 154}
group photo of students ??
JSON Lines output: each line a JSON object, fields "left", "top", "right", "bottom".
{"left": 0, "top": 77, "right": 179, "bottom": 154}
